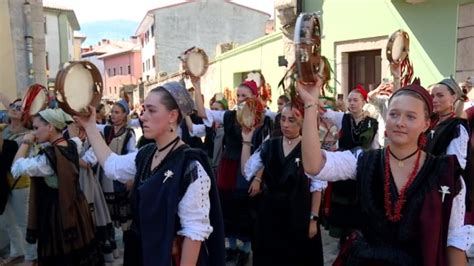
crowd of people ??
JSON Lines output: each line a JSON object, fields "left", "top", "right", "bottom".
{"left": 0, "top": 65, "right": 474, "bottom": 266}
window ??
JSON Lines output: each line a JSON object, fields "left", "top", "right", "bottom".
{"left": 120, "top": 67, "right": 123, "bottom": 75}
{"left": 45, "top": 52, "right": 49, "bottom": 71}
{"left": 113, "top": 68, "right": 116, "bottom": 76}
{"left": 108, "top": 69, "right": 111, "bottom": 76}
{"left": 142, "top": 62, "right": 145, "bottom": 72}
{"left": 109, "top": 87, "right": 112, "bottom": 94}
{"left": 128, "top": 65, "right": 131, "bottom": 74}
{"left": 152, "top": 56, "right": 155, "bottom": 68}
{"left": 348, "top": 49, "right": 381, "bottom": 91}
{"left": 151, "top": 25, "right": 154, "bottom": 37}
{"left": 43, "top": 16, "right": 47, "bottom": 34}
{"left": 114, "top": 87, "right": 117, "bottom": 94}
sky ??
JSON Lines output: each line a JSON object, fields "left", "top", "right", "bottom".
{"left": 43, "top": 0, "right": 275, "bottom": 24}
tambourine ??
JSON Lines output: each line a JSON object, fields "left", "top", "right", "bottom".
{"left": 55, "top": 61, "right": 103, "bottom": 116}
{"left": 386, "top": 30, "right": 409, "bottom": 65}
{"left": 21, "top": 84, "right": 48, "bottom": 117}
{"left": 236, "top": 98, "right": 265, "bottom": 132}
{"left": 294, "top": 12, "right": 322, "bottom": 84}
{"left": 179, "top": 47, "right": 209, "bottom": 78}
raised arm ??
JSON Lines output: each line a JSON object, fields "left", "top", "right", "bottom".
{"left": 191, "top": 77, "right": 207, "bottom": 119}
{"left": 0, "top": 92, "right": 11, "bottom": 109}
{"left": 299, "top": 81, "right": 325, "bottom": 176}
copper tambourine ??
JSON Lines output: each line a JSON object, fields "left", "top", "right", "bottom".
{"left": 179, "top": 47, "right": 209, "bottom": 78}
{"left": 386, "top": 29, "right": 409, "bottom": 64}
{"left": 236, "top": 98, "right": 265, "bottom": 132}
{"left": 21, "top": 83, "right": 48, "bottom": 122}
{"left": 54, "top": 61, "right": 103, "bottom": 116}
{"left": 294, "top": 12, "right": 322, "bottom": 84}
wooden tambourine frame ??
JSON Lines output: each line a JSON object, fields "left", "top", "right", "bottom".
{"left": 294, "top": 13, "right": 322, "bottom": 84}
{"left": 55, "top": 61, "right": 103, "bottom": 116}
{"left": 179, "top": 47, "right": 209, "bottom": 78}
{"left": 386, "top": 29, "right": 410, "bottom": 65}
{"left": 236, "top": 98, "right": 265, "bottom": 132}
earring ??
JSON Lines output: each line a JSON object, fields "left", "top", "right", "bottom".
{"left": 169, "top": 127, "right": 174, "bottom": 132}
{"left": 384, "top": 130, "right": 387, "bottom": 137}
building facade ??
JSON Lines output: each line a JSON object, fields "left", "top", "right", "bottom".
{"left": 43, "top": 4, "right": 80, "bottom": 82}
{"left": 136, "top": 0, "right": 271, "bottom": 82}
{"left": 99, "top": 43, "right": 141, "bottom": 101}
{"left": 0, "top": 0, "right": 46, "bottom": 100}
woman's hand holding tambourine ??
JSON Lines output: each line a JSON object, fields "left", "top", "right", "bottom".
{"left": 297, "top": 77, "right": 323, "bottom": 106}
{"left": 74, "top": 106, "right": 97, "bottom": 131}
{"left": 190, "top": 76, "right": 201, "bottom": 91}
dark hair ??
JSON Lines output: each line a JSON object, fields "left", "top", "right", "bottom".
{"left": 278, "top": 95, "right": 290, "bottom": 103}
{"left": 389, "top": 90, "right": 430, "bottom": 119}
{"left": 149, "top": 87, "right": 183, "bottom": 124}
{"left": 96, "top": 103, "right": 105, "bottom": 113}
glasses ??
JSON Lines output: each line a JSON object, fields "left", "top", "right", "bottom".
{"left": 9, "top": 103, "right": 22, "bottom": 111}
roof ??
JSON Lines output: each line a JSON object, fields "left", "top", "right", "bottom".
{"left": 135, "top": 0, "right": 270, "bottom": 35}
{"left": 81, "top": 39, "right": 137, "bottom": 57}
{"left": 43, "top": 3, "right": 80, "bottom": 30}
{"left": 97, "top": 44, "right": 140, "bottom": 59}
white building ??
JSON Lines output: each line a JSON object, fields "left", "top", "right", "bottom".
{"left": 135, "top": 0, "right": 270, "bottom": 82}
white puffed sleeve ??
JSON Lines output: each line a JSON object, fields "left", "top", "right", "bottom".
{"left": 321, "top": 109, "right": 345, "bottom": 130}
{"left": 82, "top": 147, "right": 98, "bottom": 166}
{"left": 103, "top": 151, "right": 138, "bottom": 183}
{"left": 447, "top": 178, "right": 474, "bottom": 250}
{"left": 11, "top": 155, "right": 54, "bottom": 178}
{"left": 177, "top": 161, "right": 213, "bottom": 241}
{"left": 446, "top": 125, "right": 469, "bottom": 170}
{"left": 70, "top": 137, "right": 83, "bottom": 155}
{"left": 243, "top": 150, "right": 264, "bottom": 181}
{"left": 307, "top": 150, "right": 359, "bottom": 182}
{"left": 310, "top": 179, "right": 328, "bottom": 192}
{"left": 190, "top": 124, "right": 207, "bottom": 138}
{"left": 202, "top": 109, "right": 225, "bottom": 127}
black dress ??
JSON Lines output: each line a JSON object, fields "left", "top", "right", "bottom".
{"left": 253, "top": 138, "right": 324, "bottom": 266}
{"left": 326, "top": 114, "right": 378, "bottom": 239}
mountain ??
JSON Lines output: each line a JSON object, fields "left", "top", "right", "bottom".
{"left": 80, "top": 20, "right": 139, "bottom": 47}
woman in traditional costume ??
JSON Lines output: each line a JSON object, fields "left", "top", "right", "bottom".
{"left": 241, "top": 103, "right": 326, "bottom": 265}
{"left": 0, "top": 96, "right": 37, "bottom": 266}
{"left": 66, "top": 123, "right": 116, "bottom": 262}
{"left": 321, "top": 85, "right": 379, "bottom": 244}
{"left": 301, "top": 79, "right": 473, "bottom": 265}
{"left": 192, "top": 78, "right": 273, "bottom": 265}
{"left": 97, "top": 99, "right": 136, "bottom": 230}
{"left": 11, "top": 108, "right": 101, "bottom": 266}
{"left": 77, "top": 81, "right": 225, "bottom": 266}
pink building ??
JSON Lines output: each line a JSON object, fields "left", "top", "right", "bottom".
{"left": 98, "top": 42, "right": 141, "bottom": 102}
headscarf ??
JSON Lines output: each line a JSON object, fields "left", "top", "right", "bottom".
{"left": 216, "top": 98, "right": 229, "bottom": 110}
{"left": 240, "top": 80, "right": 258, "bottom": 96}
{"left": 38, "top": 108, "right": 74, "bottom": 130}
{"left": 160, "top": 82, "right": 194, "bottom": 116}
{"left": 351, "top": 84, "right": 368, "bottom": 102}
{"left": 115, "top": 99, "right": 130, "bottom": 114}
{"left": 438, "top": 76, "right": 466, "bottom": 101}
{"left": 391, "top": 78, "right": 433, "bottom": 116}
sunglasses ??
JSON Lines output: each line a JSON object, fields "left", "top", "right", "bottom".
{"left": 9, "top": 103, "right": 22, "bottom": 111}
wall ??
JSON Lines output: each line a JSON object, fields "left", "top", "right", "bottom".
{"left": 200, "top": 32, "right": 286, "bottom": 110}
{"left": 103, "top": 51, "right": 141, "bottom": 100}
{"left": 456, "top": 2, "right": 474, "bottom": 81}
{"left": 139, "top": 18, "right": 156, "bottom": 80}
{"left": 154, "top": 0, "right": 269, "bottom": 75}
{"left": 303, "top": 0, "right": 470, "bottom": 93}
{"left": 0, "top": 0, "right": 18, "bottom": 102}
{"left": 45, "top": 11, "right": 60, "bottom": 78}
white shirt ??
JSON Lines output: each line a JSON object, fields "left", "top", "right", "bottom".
{"left": 103, "top": 151, "right": 213, "bottom": 241}
{"left": 202, "top": 108, "right": 277, "bottom": 128}
{"left": 442, "top": 125, "right": 469, "bottom": 170}
{"left": 312, "top": 149, "right": 474, "bottom": 251}
{"left": 11, "top": 137, "right": 82, "bottom": 179}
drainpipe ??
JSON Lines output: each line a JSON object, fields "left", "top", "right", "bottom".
{"left": 24, "top": 0, "right": 34, "bottom": 84}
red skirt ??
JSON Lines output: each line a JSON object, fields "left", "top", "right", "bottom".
{"left": 216, "top": 157, "right": 239, "bottom": 191}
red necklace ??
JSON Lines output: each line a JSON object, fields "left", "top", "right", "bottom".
{"left": 384, "top": 146, "right": 422, "bottom": 222}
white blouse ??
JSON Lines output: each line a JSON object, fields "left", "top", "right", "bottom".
{"left": 442, "top": 125, "right": 469, "bottom": 170}
{"left": 312, "top": 149, "right": 474, "bottom": 251}
{"left": 244, "top": 150, "right": 328, "bottom": 192}
{"left": 11, "top": 137, "right": 82, "bottom": 179}
{"left": 103, "top": 151, "right": 213, "bottom": 241}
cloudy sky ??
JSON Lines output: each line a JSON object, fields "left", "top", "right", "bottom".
{"left": 44, "top": 0, "right": 274, "bottom": 23}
